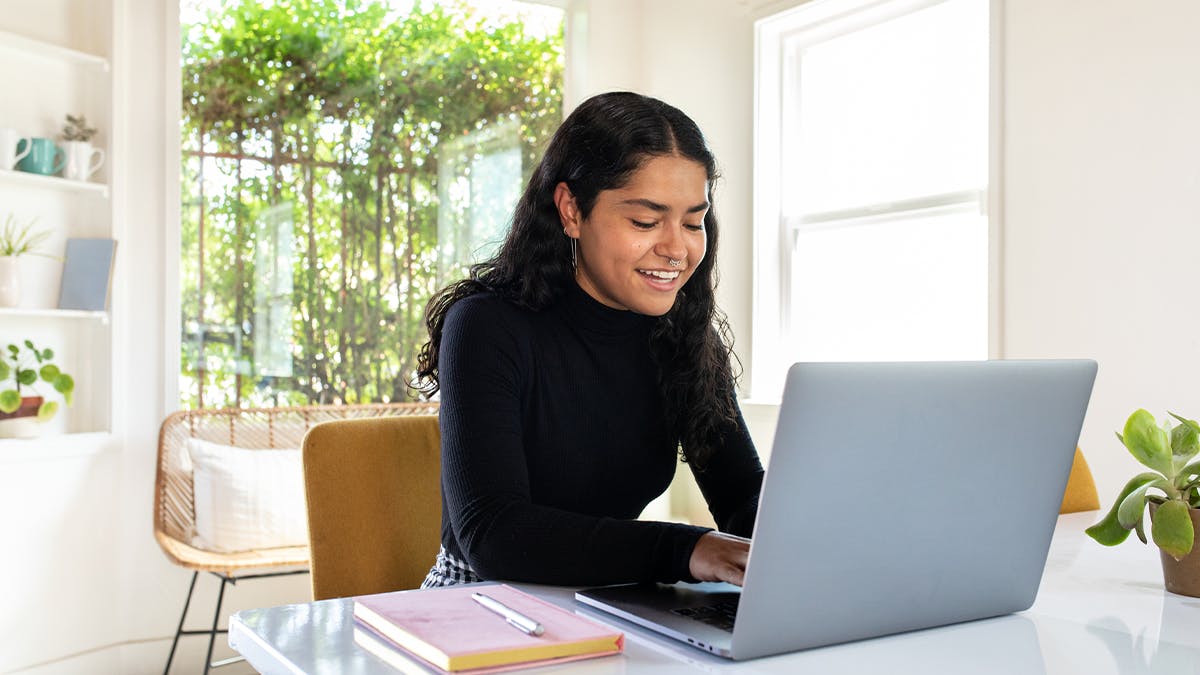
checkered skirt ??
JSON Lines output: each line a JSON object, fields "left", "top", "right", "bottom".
{"left": 420, "top": 545, "right": 482, "bottom": 588}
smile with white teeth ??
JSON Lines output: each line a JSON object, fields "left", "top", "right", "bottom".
{"left": 638, "top": 269, "right": 680, "bottom": 280}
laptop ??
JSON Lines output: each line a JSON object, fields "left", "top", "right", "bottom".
{"left": 576, "top": 360, "right": 1097, "bottom": 661}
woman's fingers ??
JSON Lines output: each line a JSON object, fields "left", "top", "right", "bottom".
{"left": 689, "top": 531, "right": 752, "bottom": 586}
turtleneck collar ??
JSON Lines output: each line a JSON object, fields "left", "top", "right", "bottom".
{"left": 558, "top": 279, "right": 657, "bottom": 337}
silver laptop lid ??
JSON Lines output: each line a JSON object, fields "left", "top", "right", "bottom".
{"left": 732, "top": 360, "right": 1096, "bottom": 659}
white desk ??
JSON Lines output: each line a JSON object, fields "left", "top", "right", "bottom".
{"left": 229, "top": 514, "right": 1200, "bottom": 674}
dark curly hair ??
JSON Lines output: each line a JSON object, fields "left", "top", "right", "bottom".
{"left": 412, "top": 91, "right": 739, "bottom": 467}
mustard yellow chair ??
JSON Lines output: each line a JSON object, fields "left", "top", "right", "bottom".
{"left": 302, "top": 413, "right": 443, "bottom": 600}
{"left": 1060, "top": 447, "right": 1100, "bottom": 513}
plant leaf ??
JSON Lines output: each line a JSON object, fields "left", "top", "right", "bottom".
{"left": 1169, "top": 411, "right": 1200, "bottom": 434}
{"left": 0, "top": 359, "right": 8, "bottom": 381}
{"left": 1170, "top": 421, "right": 1200, "bottom": 456}
{"left": 1121, "top": 409, "right": 1173, "bottom": 476}
{"left": 1134, "top": 513, "right": 1148, "bottom": 544}
{"left": 1169, "top": 413, "right": 1200, "bottom": 467}
{"left": 1151, "top": 500, "right": 1195, "bottom": 560}
{"left": 39, "top": 364, "right": 60, "bottom": 382}
{"left": 1086, "top": 472, "right": 1163, "bottom": 546}
{"left": 16, "top": 368, "right": 36, "bottom": 386}
{"left": 54, "top": 374, "right": 74, "bottom": 406}
{"left": 1180, "top": 460, "right": 1200, "bottom": 481}
{"left": 1117, "top": 477, "right": 1168, "bottom": 529}
{"left": 0, "top": 389, "right": 19, "bottom": 414}
{"left": 36, "top": 401, "right": 57, "bottom": 422}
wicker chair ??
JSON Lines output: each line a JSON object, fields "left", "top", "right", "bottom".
{"left": 154, "top": 402, "right": 439, "bottom": 675}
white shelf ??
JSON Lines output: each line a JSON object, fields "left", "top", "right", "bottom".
{"left": 0, "top": 169, "right": 109, "bottom": 197}
{"left": 0, "top": 29, "right": 109, "bottom": 71}
{"left": 0, "top": 431, "right": 112, "bottom": 462}
{"left": 0, "top": 307, "right": 109, "bottom": 323}
{"left": 1, "top": 13, "right": 117, "bottom": 470}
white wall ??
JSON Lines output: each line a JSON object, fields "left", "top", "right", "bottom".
{"left": 577, "top": 0, "right": 1200, "bottom": 505}
{"left": 8, "top": 0, "right": 1200, "bottom": 672}
{"left": 1002, "top": 0, "right": 1200, "bottom": 504}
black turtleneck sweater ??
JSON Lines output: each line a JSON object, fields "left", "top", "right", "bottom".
{"left": 437, "top": 282, "right": 764, "bottom": 586}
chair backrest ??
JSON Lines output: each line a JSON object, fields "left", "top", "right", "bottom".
{"left": 302, "top": 414, "right": 442, "bottom": 600}
{"left": 153, "top": 403, "right": 439, "bottom": 574}
{"left": 1060, "top": 447, "right": 1100, "bottom": 513}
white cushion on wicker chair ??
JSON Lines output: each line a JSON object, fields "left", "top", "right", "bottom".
{"left": 187, "top": 438, "right": 308, "bottom": 553}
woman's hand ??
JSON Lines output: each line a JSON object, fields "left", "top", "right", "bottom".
{"left": 688, "top": 531, "right": 751, "bottom": 586}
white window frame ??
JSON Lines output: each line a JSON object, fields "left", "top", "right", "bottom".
{"left": 751, "top": 0, "right": 1005, "bottom": 401}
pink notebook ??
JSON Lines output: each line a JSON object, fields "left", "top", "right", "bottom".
{"left": 353, "top": 584, "right": 624, "bottom": 672}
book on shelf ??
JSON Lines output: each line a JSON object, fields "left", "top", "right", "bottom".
{"left": 57, "top": 237, "right": 116, "bottom": 311}
{"left": 353, "top": 583, "right": 624, "bottom": 672}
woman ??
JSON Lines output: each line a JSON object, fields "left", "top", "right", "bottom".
{"left": 413, "top": 91, "right": 763, "bottom": 588}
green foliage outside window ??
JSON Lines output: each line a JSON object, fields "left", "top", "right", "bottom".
{"left": 181, "top": 0, "right": 563, "bottom": 408}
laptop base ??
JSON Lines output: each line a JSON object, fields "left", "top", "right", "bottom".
{"left": 575, "top": 582, "right": 738, "bottom": 657}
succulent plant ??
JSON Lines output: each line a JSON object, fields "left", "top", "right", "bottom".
{"left": 61, "top": 114, "right": 98, "bottom": 143}
{"left": 1087, "top": 409, "right": 1200, "bottom": 560}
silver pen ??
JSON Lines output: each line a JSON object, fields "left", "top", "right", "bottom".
{"left": 471, "top": 592, "right": 545, "bottom": 636}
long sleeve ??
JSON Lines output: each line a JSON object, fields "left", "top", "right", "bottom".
{"left": 689, "top": 405, "right": 765, "bottom": 537}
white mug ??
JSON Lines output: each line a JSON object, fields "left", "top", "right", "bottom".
{"left": 0, "top": 128, "right": 32, "bottom": 171}
{"left": 63, "top": 140, "right": 105, "bottom": 181}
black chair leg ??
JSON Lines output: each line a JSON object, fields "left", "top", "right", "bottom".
{"left": 163, "top": 571, "right": 199, "bottom": 675}
{"left": 165, "top": 568, "right": 302, "bottom": 672}
{"left": 203, "top": 575, "right": 229, "bottom": 675}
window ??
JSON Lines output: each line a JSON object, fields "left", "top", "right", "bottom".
{"left": 753, "top": 0, "right": 991, "bottom": 399}
{"left": 436, "top": 118, "right": 525, "bottom": 284}
{"left": 179, "top": 0, "right": 564, "bottom": 408}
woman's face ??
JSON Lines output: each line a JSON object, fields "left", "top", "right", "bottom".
{"left": 555, "top": 154, "right": 709, "bottom": 316}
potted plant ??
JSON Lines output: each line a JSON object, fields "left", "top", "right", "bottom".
{"left": 1086, "top": 409, "right": 1200, "bottom": 596}
{"left": 61, "top": 114, "right": 105, "bottom": 182}
{"left": 62, "top": 114, "right": 98, "bottom": 143}
{"left": 0, "top": 213, "right": 55, "bottom": 307}
{"left": 0, "top": 340, "right": 75, "bottom": 439}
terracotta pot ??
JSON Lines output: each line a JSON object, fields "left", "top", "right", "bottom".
{"left": 0, "top": 395, "right": 43, "bottom": 421}
{"left": 0, "top": 396, "right": 43, "bottom": 439}
{"left": 1149, "top": 501, "right": 1200, "bottom": 598}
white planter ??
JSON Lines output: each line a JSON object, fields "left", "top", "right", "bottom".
{"left": 0, "top": 255, "right": 19, "bottom": 307}
{"left": 0, "top": 417, "right": 39, "bottom": 439}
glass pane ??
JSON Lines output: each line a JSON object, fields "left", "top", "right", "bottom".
{"left": 788, "top": 0, "right": 988, "bottom": 215}
{"left": 437, "top": 119, "right": 525, "bottom": 285}
{"left": 788, "top": 211, "right": 987, "bottom": 363}
{"left": 180, "top": 0, "right": 564, "bottom": 408}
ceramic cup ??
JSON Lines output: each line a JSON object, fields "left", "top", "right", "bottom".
{"left": 63, "top": 141, "right": 105, "bottom": 181}
{"left": 16, "top": 137, "right": 66, "bottom": 176}
{"left": 0, "top": 128, "right": 32, "bottom": 171}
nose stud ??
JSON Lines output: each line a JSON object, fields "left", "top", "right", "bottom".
{"left": 668, "top": 259, "right": 682, "bottom": 268}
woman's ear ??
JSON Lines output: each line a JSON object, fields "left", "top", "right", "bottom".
{"left": 554, "top": 182, "right": 581, "bottom": 238}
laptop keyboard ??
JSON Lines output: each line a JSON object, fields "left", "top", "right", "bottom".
{"left": 670, "top": 598, "right": 739, "bottom": 632}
